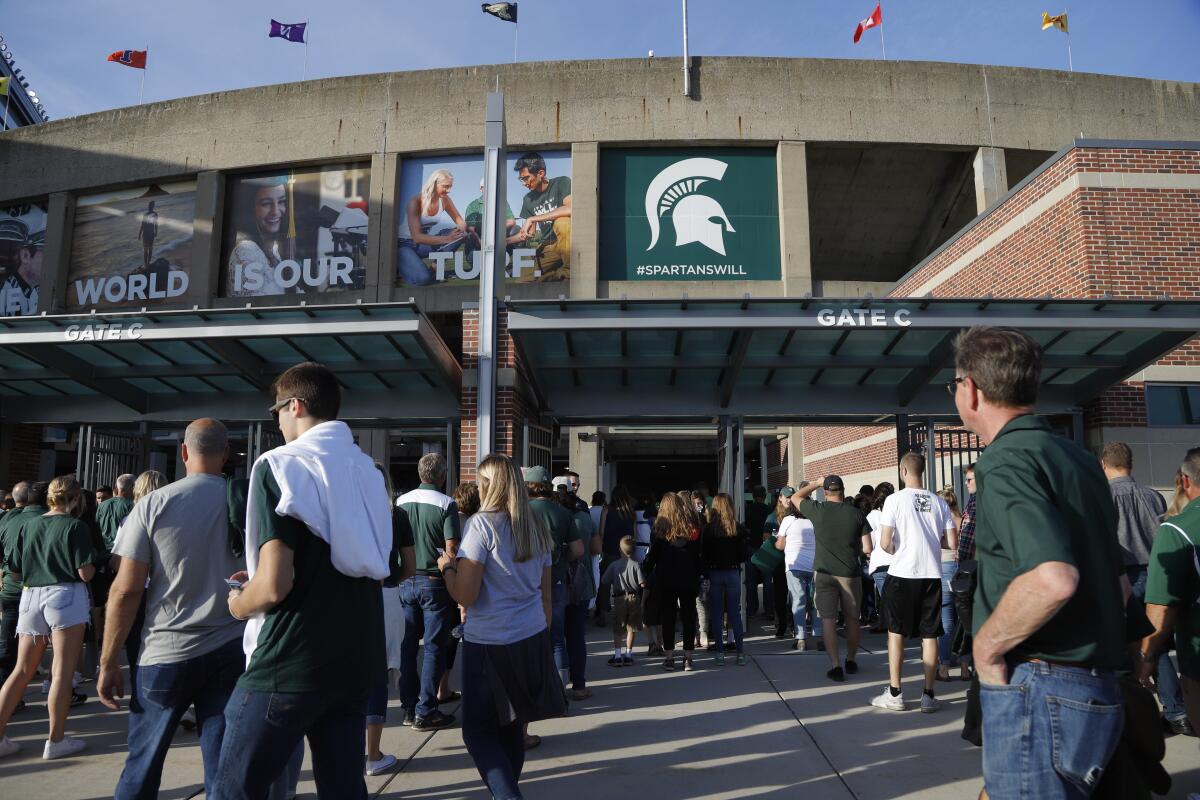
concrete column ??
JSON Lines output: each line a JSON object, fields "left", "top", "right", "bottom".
{"left": 38, "top": 192, "right": 74, "bottom": 314}
{"left": 192, "top": 170, "right": 224, "bottom": 304}
{"left": 568, "top": 426, "right": 601, "bottom": 500}
{"left": 367, "top": 152, "right": 400, "bottom": 303}
{"left": 569, "top": 142, "right": 599, "bottom": 300}
{"left": 777, "top": 141, "right": 813, "bottom": 297}
{"left": 786, "top": 426, "right": 805, "bottom": 487}
{"left": 973, "top": 147, "right": 1009, "bottom": 213}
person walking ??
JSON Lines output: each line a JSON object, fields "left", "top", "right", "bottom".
{"left": 791, "top": 476, "right": 871, "bottom": 682}
{"left": 395, "top": 452, "right": 460, "bottom": 731}
{"left": 644, "top": 492, "right": 702, "bottom": 672}
{"left": 437, "top": 454, "right": 558, "bottom": 800}
{"left": 600, "top": 536, "right": 647, "bottom": 666}
{"left": 595, "top": 485, "right": 636, "bottom": 627}
{"left": 0, "top": 475, "right": 97, "bottom": 760}
{"left": 775, "top": 486, "right": 822, "bottom": 651}
{"left": 743, "top": 486, "right": 772, "bottom": 620}
{"left": 935, "top": 486, "right": 964, "bottom": 685}
{"left": 96, "top": 420, "right": 247, "bottom": 798}
{"left": 214, "top": 362, "right": 393, "bottom": 799}
{"left": 703, "top": 493, "right": 751, "bottom": 665}
{"left": 870, "top": 453, "right": 957, "bottom": 713}
{"left": 556, "top": 483, "right": 597, "bottom": 697}
{"left": 0, "top": 481, "right": 41, "bottom": 696}
{"left": 865, "top": 483, "right": 895, "bottom": 633}
{"left": 952, "top": 327, "right": 1127, "bottom": 799}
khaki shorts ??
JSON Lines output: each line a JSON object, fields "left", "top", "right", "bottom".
{"left": 612, "top": 592, "right": 643, "bottom": 634}
{"left": 814, "top": 573, "right": 861, "bottom": 622}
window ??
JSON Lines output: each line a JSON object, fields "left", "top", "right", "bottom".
{"left": 1146, "top": 383, "right": 1200, "bottom": 426}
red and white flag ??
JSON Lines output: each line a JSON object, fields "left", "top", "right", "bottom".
{"left": 853, "top": 4, "right": 882, "bottom": 43}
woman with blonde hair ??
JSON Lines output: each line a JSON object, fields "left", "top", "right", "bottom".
{"left": 132, "top": 470, "right": 168, "bottom": 504}
{"left": 397, "top": 169, "right": 469, "bottom": 286}
{"left": 702, "top": 493, "right": 751, "bottom": 665}
{"left": 935, "top": 486, "right": 963, "bottom": 682}
{"left": 1167, "top": 470, "right": 1189, "bottom": 518}
{"left": 438, "top": 454, "right": 558, "bottom": 800}
{"left": 0, "top": 475, "right": 98, "bottom": 760}
{"left": 644, "top": 492, "right": 703, "bottom": 672}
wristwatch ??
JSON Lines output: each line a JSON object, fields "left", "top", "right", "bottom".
{"left": 442, "top": 565, "right": 458, "bottom": 576}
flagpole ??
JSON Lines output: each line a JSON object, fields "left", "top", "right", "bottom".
{"left": 138, "top": 45, "right": 147, "bottom": 104}
{"left": 513, "top": 23, "right": 518, "bottom": 63}
{"left": 1065, "top": 9, "right": 1073, "bottom": 72}
{"left": 303, "top": 21, "right": 309, "bottom": 81}
{"left": 879, "top": 5, "right": 887, "bottom": 60}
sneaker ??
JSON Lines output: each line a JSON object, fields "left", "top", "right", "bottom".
{"left": 817, "top": 639, "right": 826, "bottom": 652}
{"left": 73, "top": 672, "right": 84, "bottom": 687}
{"left": 827, "top": 666, "right": 846, "bottom": 682}
{"left": 621, "top": 654, "right": 634, "bottom": 667}
{"left": 365, "top": 753, "right": 398, "bottom": 776}
{"left": 920, "top": 693, "right": 940, "bottom": 714}
{"left": 179, "top": 707, "right": 197, "bottom": 732}
{"left": 715, "top": 653, "right": 726, "bottom": 666}
{"left": 792, "top": 639, "right": 802, "bottom": 651}
{"left": 844, "top": 659, "right": 859, "bottom": 675}
{"left": 412, "top": 710, "right": 455, "bottom": 731}
{"left": 608, "top": 656, "right": 624, "bottom": 668}
{"left": 69, "top": 692, "right": 87, "bottom": 707}
{"left": 871, "top": 687, "right": 905, "bottom": 711}
{"left": 0, "top": 737, "right": 19, "bottom": 759}
{"left": 683, "top": 659, "right": 695, "bottom": 672}
{"left": 401, "top": 708, "right": 415, "bottom": 727}
{"left": 569, "top": 688, "right": 592, "bottom": 701}
{"left": 1164, "top": 715, "right": 1197, "bottom": 737}
{"left": 43, "top": 735, "right": 86, "bottom": 760}
{"left": 662, "top": 657, "right": 675, "bottom": 672}
{"left": 736, "top": 653, "right": 747, "bottom": 666}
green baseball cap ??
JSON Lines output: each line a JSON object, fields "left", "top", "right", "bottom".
{"left": 521, "top": 465, "right": 550, "bottom": 483}
{"left": 779, "top": 486, "right": 796, "bottom": 498}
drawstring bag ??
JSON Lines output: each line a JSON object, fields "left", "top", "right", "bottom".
{"left": 750, "top": 536, "right": 784, "bottom": 575}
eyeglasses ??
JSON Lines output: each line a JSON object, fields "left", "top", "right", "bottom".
{"left": 946, "top": 376, "right": 968, "bottom": 396}
{"left": 268, "top": 396, "right": 301, "bottom": 420}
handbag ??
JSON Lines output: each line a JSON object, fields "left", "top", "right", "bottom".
{"left": 566, "top": 557, "right": 594, "bottom": 605}
{"left": 750, "top": 536, "right": 784, "bottom": 575}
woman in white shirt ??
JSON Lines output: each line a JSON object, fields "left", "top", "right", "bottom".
{"left": 865, "top": 482, "right": 895, "bottom": 633}
{"left": 774, "top": 487, "right": 822, "bottom": 651}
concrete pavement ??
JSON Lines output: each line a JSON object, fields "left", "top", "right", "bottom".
{"left": 0, "top": 622, "right": 1197, "bottom": 799}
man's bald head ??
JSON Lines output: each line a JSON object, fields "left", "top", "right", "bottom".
{"left": 11, "top": 481, "right": 31, "bottom": 506}
{"left": 183, "top": 418, "right": 229, "bottom": 475}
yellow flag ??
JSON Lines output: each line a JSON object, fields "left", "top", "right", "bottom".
{"left": 0, "top": 77, "right": 8, "bottom": 96}
{"left": 1042, "top": 11, "right": 1068, "bottom": 33}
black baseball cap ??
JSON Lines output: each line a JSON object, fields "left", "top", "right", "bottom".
{"left": 822, "top": 475, "right": 845, "bottom": 493}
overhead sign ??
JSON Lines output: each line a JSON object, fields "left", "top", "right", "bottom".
{"left": 599, "top": 148, "right": 781, "bottom": 282}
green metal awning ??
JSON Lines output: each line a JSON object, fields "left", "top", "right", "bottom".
{"left": 0, "top": 302, "right": 461, "bottom": 424}
{"left": 505, "top": 297, "right": 1200, "bottom": 424}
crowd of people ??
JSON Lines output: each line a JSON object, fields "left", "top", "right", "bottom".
{"left": 0, "top": 325, "right": 1195, "bottom": 799}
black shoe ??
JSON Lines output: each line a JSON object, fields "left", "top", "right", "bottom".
{"left": 437, "top": 691, "right": 461, "bottom": 704}
{"left": 69, "top": 692, "right": 87, "bottom": 707}
{"left": 817, "top": 639, "right": 827, "bottom": 652}
{"left": 826, "top": 666, "right": 845, "bottom": 682}
{"left": 774, "top": 627, "right": 787, "bottom": 639}
{"left": 401, "top": 708, "right": 415, "bottom": 726}
{"left": 844, "top": 659, "right": 858, "bottom": 675}
{"left": 412, "top": 710, "right": 455, "bottom": 731}
{"left": 1163, "top": 715, "right": 1196, "bottom": 737}
{"left": 608, "top": 656, "right": 624, "bottom": 667}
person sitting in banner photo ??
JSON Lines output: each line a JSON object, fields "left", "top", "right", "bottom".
{"left": 227, "top": 176, "right": 293, "bottom": 297}
{"left": 513, "top": 152, "right": 571, "bottom": 278}
{"left": 396, "top": 169, "right": 469, "bottom": 287}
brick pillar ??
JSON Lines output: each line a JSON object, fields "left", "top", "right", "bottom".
{"left": 459, "top": 307, "right": 530, "bottom": 483}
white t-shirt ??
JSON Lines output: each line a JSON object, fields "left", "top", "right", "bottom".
{"left": 866, "top": 508, "right": 893, "bottom": 574}
{"left": 879, "top": 488, "right": 955, "bottom": 580}
{"left": 779, "top": 515, "right": 816, "bottom": 573}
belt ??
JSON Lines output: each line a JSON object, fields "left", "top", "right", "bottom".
{"left": 1019, "top": 657, "right": 1103, "bottom": 671}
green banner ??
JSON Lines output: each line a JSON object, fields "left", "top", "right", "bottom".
{"left": 599, "top": 148, "right": 780, "bottom": 281}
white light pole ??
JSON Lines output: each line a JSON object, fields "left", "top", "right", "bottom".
{"left": 681, "top": 0, "right": 691, "bottom": 98}
{"left": 476, "top": 92, "right": 507, "bottom": 462}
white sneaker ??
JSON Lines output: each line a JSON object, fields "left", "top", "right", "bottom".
{"left": 920, "top": 693, "right": 940, "bottom": 713}
{"left": 0, "top": 737, "right": 19, "bottom": 759}
{"left": 870, "top": 686, "right": 905, "bottom": 711}
{"left": 43, "top": 735, "right": 86, "bottom": 760}
{"left": 365, "top": 752, "right": 398, "bottom": 776}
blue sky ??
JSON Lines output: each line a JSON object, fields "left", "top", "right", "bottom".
{"left": 4, "top": 0, "right": 1198, "bottom": 120}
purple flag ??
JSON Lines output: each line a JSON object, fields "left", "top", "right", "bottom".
{"left": 269, "top": 19, "right": 307, "bottom": 44}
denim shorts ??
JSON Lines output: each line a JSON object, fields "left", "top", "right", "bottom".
{"left": 17, "top": 582, "right": 91, "bottom": 637}
{"left": 980, "top": 660, "right": 1123, "bottom": 799}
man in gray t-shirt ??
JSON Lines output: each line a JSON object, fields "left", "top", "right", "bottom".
{"left": 98, "top": 419, "right": 246, "bottom": 799}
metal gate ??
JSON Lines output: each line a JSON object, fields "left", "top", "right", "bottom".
{"left": 76, "top": 426, "right": 144, "bottom": 491}
{"left": 898, "top": 420, "right": 984, "bottom": 504}
{"left": 244, "top": 422, "right": 285, "bottom": 474}
{"left": 522, "top": 421, "right": 553, "bottom": 472}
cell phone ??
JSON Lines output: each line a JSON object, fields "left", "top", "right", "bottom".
{"left": 225, "top": 579, "right": 243, "bottom": 591}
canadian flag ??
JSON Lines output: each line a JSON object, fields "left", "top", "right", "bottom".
{"left": 853, "top": 4, "right": 882, "bottom": 44}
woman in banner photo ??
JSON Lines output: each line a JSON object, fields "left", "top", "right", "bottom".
{"left": 396, "top": 169, "right": 469, "bottom": 287}
{"left": 227, "top": 175, "right": 293, "bottom": 297}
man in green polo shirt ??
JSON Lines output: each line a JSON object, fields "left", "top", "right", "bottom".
{"left": 0, "top": 481, "right": 46, "bottom": 691}
{"left": 1139, "top": 446, "right": 1200, "bottom": 736}
{"left": 952, "top": 326, "right": 1125, "bottom": 799}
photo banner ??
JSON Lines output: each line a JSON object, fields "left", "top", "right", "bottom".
{"left": 0, "top": 200, "right": 48, "bottom": 317}
{"left": 67, "top": 182, "right": 196, "bottom": 311}
{"left": 599, "top": 148, "right": 781, "bottom": 281}
{"left": 221, "top": 163, "right": 370, "bottom": 298}
{"left": 396, "top": 151, "right": 571, "bottom": 287}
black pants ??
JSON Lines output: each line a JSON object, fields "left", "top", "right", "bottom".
{"left": 771, "top": 563, "right": 789, "bottom": 628}
{"left": 659, "top": 585, "right": 699, "bottom": 652}
{"left": 596, "top": 555, "right": 617, "bottom": 614}
{"left": 0, "top": 595, "right": 19, "bottom": 684}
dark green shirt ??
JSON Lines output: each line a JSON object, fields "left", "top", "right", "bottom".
{"left": 972, "top": 415, "right": 1125, "bottom": 669}
{"left": 396, "top": 484, "right": 460, "bottom": 576}
{"left": 518, "top": 175, "right": 571, "bottom": 244}
{"left": 1145, "top": 500, "right": 1200, "bottom": 680}
{"left": 0, "top": 505, "right": 45, "bottom": 600}
{"left": 385, "top": 509, "right": 416, "bottom": 586}
{"left": 744, "top": 501, "right": 772, "bottom": 540}
{"left": 96, "top": 496, "right": 133, "bottom": 554}
{"left": 529, "top": 497, "right": 580, "bottom": 586}
{"left": 238, "top": 465, "right": 385, "bottom": 693}
{"left": 14, "top": 513, "right": 96, "bottom": 587}
{"left": 799, "top": 498, "right": 869, "bottom": 578}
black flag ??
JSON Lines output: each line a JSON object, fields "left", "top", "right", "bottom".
{"left": 482, "top": 2, "right": 518, "bottom": 23}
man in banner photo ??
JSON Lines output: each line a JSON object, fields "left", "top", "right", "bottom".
{"left": 513, "top": 151, "right": 572, "bottom": 276}
{"left": 0, "top": 201, "right": 47, "bottom": 317}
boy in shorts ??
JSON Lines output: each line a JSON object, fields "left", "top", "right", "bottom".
{"left": 601, "top": 536, "right": 646, "bottom": 666}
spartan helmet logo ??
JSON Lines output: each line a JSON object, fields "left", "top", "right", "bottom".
{"left": 645, "top": 158, "right": 735, "bottom": 256}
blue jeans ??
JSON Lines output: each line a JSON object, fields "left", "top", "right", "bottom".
{"left": 366, "top": 681, "right": 388, "bottom": 726}
{"left": 462, "top": 641, "right": 526, "bottom": 800}
{"left": 938, "top": 560, "right": 959, "bottom": 666}
{"left": 400, "top": 574, "right": 452, "bottom": 718}
{"left": 981, "top": 662, "right": 1123, "bottom": 799}
{"left": 213, "top": 685, "right": 369, "bottom": 800}
{"left": 114, "top": 636, "right": 245, "bottom": 800}
{"left": 1126, "top": 565, "right": 1187, "bottom": 721}
{"left": 785, "top": 569, "right": 822, "bottom": 640}
{"left": 707, "top": 568, "right": 744, "bottom": 652}
{"left": 550, "top": 584, "right": 587, "bottom": 689}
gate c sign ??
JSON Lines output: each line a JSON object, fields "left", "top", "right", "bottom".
{"left": 816, "top": 308, "right": 912, "bottom": 327}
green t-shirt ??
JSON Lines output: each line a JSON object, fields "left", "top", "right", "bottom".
{"left": 799, "top": 498, "right": 869, "bottom": 578}
{"left": 529, "top": 497, "right": 580, "bottom": 586}
{"left": 1145, "top": 501, "right": 1200, "bottom": 680}
{"left": 396, "top": 484, "right": 461, "bottom": 576}
{"left": 14, "top": 513, "right": 96, "bottom": 587}
{"left": 0, "top": 505, "right": 45, "bottom": 600}
{"left": 972, "top": 415, "right": 1126, "bottom": 669}
{"left": 238, "top": 465, "right": 385, "bottom": 693}
{"left": 518, "top": 175, "right": 571, "bottom": 245}
{"left": 463, "top": 197, "right": 515, "bottom": 235}
{"left": 96, "top": 495, "right": 134, "bottom": 554}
